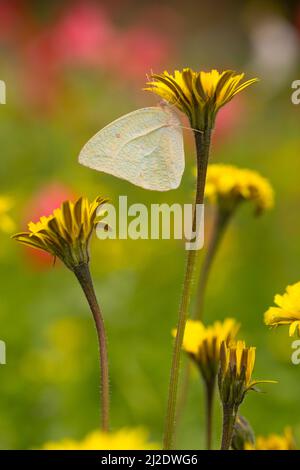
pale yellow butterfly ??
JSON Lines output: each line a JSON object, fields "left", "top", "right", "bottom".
{"left": 78, "top": 103, "right": 185, "bottom": 191}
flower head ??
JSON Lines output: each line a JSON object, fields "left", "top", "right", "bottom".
{"left": 173, "top": 318, "right": 239, "bottom": 385}
{"left": 219, "top": 340, "right": 276, "bottom": 410}
{"left": 21, "top": 183, "right": 76, "bottom": 268}
{"left": 12, "top": 195, "right": 108, "bottom": 270}
{"left": 264, "top": 282, "right": 300, "bottom": 336}
{"left": 245, "top": 427, "right": 295, "bottom": 450}
{"left": 42, "top": 427, "right": 159, "bottom": 450}
{"left": 146, "top": 69, "right": 258, "bottom": 130}
{"left": 205, "top": 164, "right": 274, "bottom": 215}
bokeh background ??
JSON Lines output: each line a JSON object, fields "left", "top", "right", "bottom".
{"left": 0, "top": 0, "right": 300, "bottom": 449}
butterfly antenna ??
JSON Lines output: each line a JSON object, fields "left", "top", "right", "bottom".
{"left": 178, "top": 124, "right": 204, "bottom": 134}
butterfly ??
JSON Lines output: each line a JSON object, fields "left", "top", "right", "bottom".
{"left": 78, "top": 103, "right": 185, "bottom": 191}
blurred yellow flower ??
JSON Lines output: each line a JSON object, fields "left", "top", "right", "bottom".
{"left": 205, "top": 164, "right": 274, "bottom": 215}
{"left": 264, "top": 282, "right": 300, "bottom": 336}
{"left": 12, "top": 195, "right": 107, "bottom": 270}
{"left": 146, "top": 69, "right": 257, "bottom": 130}
{"left": 43, "top": 428, "right": 159, "bottom": 450}
{"left": 173, "top": 318, "right": 239, "bottom": 384}
{"left": 21, "top": 317, "right": 89, "bottom": 383}
{"left": 245, "top": 427, "right": 295, "bottom": 450}
{"left": 0, "top": 196, "right": 15, "bottom": 233}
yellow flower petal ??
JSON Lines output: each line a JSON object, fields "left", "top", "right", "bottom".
{"left": 146, "top": 69, "right": 258, "bottom": 130}
{"left": 289, "top": 321, "right": 300, "bottom": 337}
{"left": 264, "top": 282, "right": 300, "bottom": 336}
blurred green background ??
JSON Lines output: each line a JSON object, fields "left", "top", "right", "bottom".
{"left": 0, "top": 0, "right": 300, "bottom": 449}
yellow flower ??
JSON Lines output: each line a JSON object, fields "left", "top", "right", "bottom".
{"left": 42, "top": 428, "right": 159, "bottom": 450}
{"left": 21, "top": 317, "right": 89, "bottom": 383}
{"left": 0, "top": 196, "right": 15, "bottom": 233}
{"left": 173, "top": 318, "right": 239, "bottom": 384}
{"left": 245, "top": 427, "right": 296, "bottom": 450}
{"left": 264, "top": 282, "right": 300, "bottom": 336}
{"left": 205, "top": 164, "right": 274, "bottom": 215}
{"left": 12, "top": 196, "right": 108, "bottom": 270}
{"left": 219, "top": 340, "right": 276, "bottom": 409}
{"left": 146, "top": 69, "right": 258, "bottom": 130}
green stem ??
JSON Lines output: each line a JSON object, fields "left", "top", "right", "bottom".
{"left": 174, "top": 358, "right": 191, "bottom": 446}
{"left": 175, "top": 208, "right": 230, "bottom": 444}
{"left": 73, "top": 263, "right": 110, "bottom": 432}
{"left": 220, "top": 404, "right": 237, "bottom": 450}
{"left": 204, "top": 379, "right": 215, "bottom": 450}
{"left": 194, "top": 207, "right": 231, "bottom": 320}
{"left": 163, "top": 129, "right": 211, "bottom": 450}
{"left": 175, "top": 208, "right": 230, "bottom": 443}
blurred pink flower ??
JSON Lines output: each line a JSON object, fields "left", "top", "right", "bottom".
{"left": 14, "top": 1, "right": 178, "bottom": 107}
{"left": 21, "top": 27, "right": 62, "bottom": 110}
{"left": 22, "top": 183, "right": 76, "bottom": 268}
{"left": 51, "top": 1, "right": 114, "bottom": 67}
{"left": 110, "top": 26, "right": 173, "bottom": 80}
{"left": 20, "top": 2, "right": 114, "bottom": 108}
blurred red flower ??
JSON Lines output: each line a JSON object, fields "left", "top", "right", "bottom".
{"left": 21, "top": 27, "right": 62, "bottom": 110}
{"left": 110, "top": 26, "right": 173, "bottom": 81}
{"left": 10, "top": 0, "right": 178, "bottom": 107}
{"left": 51, "top": 1, "right": 114, "bottom": 68}
{"left": 20, "top": 1, "right": 114, "bottom": 108}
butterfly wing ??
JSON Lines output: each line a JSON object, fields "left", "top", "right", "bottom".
{"left": 78, "top": 107, "right": 184, "bottom": 191}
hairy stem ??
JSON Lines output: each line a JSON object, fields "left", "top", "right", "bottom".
{"left": 163, "top": 129, "right": 211, "bottom": 450}
{"left": 175, "top": 208, "right": 230, "bottom": 443}
{"left": 204, "top": 379, "right": 215, "bottom": 450}
{"left": 174, "top": 358, "right": 191, "bottom": 446}
{"left": 73, "top": 263, "right": 109, "bottom": 432}
{"left": 221, "top": 404, "right": 237, "bottom": 450}
{"left": 194, "top": 208, "right": 231, "bottom": 320}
